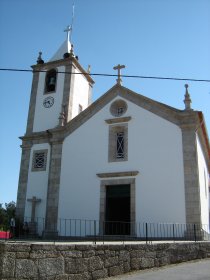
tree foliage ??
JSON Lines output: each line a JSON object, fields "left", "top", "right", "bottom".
{"left": 0, "top": 201, "right": 16, "bottom": 230}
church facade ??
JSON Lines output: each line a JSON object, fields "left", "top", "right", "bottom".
{"left": 16, "top": 33, "right": 210, "bottom": 238}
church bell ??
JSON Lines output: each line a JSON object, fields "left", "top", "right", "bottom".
{"left": 49, "top": 77, "right": 56, "bottom": 86}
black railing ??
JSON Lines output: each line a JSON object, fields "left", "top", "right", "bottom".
{"left": 0, "top": 218, "right": 209, "bottom": 243}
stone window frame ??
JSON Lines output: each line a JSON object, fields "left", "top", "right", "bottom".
{"left": 108, "top": 124, "right": 128, "bottom": 162}
{"left": 99, "top": 177, "right": 136, "bottom": 235}
{"left": 44, "top": 68, "right": 57, "bottom": 94}
{"left": 31, "top": 149, "right": 48, "bottom": 172}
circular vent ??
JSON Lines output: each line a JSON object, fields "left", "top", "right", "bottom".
{"left": 110, "top": 99, "right": 127, "bottom": 117}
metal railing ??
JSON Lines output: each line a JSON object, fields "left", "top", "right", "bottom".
{"left": 0, "top": 217, "right": 209, "bottom": 243}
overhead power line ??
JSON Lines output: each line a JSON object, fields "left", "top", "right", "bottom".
{"left": 0, "top": 68, "right": 210, "bottom": 83}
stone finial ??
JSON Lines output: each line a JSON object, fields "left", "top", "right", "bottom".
{"left": 63, "top": 52, "right": 70, "bottom": 59}
{"left": 37, "top": 51, "right": 44, "bottom": 64}
{"left": 70, "top": 44, "right": 75, "bottom": 57}
{"left": 58, "top": 104, "right": 66, "bottom": 126}
{"left": 184, "top": 84, "right": 192, "bottom": 110}
{"left": 87, "top": 65, "right": 91, "bottom": 74}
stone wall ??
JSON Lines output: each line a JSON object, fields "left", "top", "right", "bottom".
{"left": 0, "top": 242, "right": 210, "bottom": 280}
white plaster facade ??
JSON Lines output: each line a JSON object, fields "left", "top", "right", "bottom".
{"left": 58, "top": 97, "right": 186, "bottom": 230}
{"left": 24, "top": 143, "right": 50, "bottom": 234}
{"left": 33, "top": 66, "right": 65, "bottom": 132}
{"left": 16, "top": 36, "right": 210, "bottom": 239}
{"left": 71, "top": 68, "right": 91, "bottom": 118}
{"left": 196, "top": 136, "right": 209, "bottom": 226}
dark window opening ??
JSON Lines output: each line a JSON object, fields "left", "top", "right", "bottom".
{"left": 117, "top": 107, "right": 124, "bottom": 116}
{"left": 116, "top": 132, "right": 124, "bottom": 158}
{"left": 34, "top": 152, "right": 45, "bottom": 169}
{"left": 45, "top": 69, "right": 57, "bottom": 93}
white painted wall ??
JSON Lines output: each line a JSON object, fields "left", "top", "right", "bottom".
{"left": 58, "top": 96, "right": 186, "bottom": 235}
{"left": 33, "top": 66, "right": 65, "bottom": 132}
{"left": 196, "top": 135, "right": 209, "bottom": 229}
{"left": 71, "top": 68, "right": 90, "bottom": 118}
{"left": 24, "top": 143, "right": 50, "bottom": 234}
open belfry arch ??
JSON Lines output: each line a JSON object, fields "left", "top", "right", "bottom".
{"left": 16, "top": 26, "right": 210, "bottom": 238}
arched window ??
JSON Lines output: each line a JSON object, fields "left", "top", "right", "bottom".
{"left": 45, "top": 69, "right": 57, "bottom": 93}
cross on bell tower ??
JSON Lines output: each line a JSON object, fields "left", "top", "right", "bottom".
{"left": 64, "top": 25, "right": 72, "bottom": 42}
{"left": 113, "top": 64, "right": 125, "bottom": 85}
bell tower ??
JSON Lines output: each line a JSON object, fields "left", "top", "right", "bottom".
{"left": 26, "top": 27, "right": 94, "bottom": 134}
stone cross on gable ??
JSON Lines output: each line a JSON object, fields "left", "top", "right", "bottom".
{"left": 27, "top": 196, "right": 41, "bottom": 223}
{"left": 113, "top": 64, "right": 125, "bottom": 85}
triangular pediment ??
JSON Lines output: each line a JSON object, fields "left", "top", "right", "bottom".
{"left": 59, "top": 83, "right": 209, "bottom": 171}
{"left": 63, "top": 83, "right": 182, "bottom": 138}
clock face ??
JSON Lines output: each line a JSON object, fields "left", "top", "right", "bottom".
{"left": 43, "top": 96, "right": 54, "bottom": 108}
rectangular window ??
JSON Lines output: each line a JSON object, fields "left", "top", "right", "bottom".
{"left": 32, "top": 149, "right": 48, "bottom": 171}
{"left": 108, "top": 124, "right": 128, "bottom": 162}
{"left": 116, "top": 132, "right": 124, "bottom": 158}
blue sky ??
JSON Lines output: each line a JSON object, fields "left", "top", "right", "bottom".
{"left": 0, "top": 0, "right": 210, "bottom": 205}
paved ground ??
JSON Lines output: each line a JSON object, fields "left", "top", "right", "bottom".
{"left": 107, "top": 259, "right": 210, "bottom": 280}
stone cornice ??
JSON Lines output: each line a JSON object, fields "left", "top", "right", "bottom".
{"left": 61, "top": 84, "right": 204, "bottom": 139}
{"left": 97, "top": 171, "right": 139, "bottom": 178}
{"left": 178, "top": 111, "right": 199, "bottom": 128}
{"left": 31, "top": 56, "right": 94, "bottom": 85}
{"left": 105, "top": 116, "right": 132, "bottom": 124}
{"left": 20, "top": 131, "right": 51, "bottom": 142}
{"left": 20, "top": 142, "right": 33, "bottom": 149}
{"left": 20, "top": 129, "right": 63, "bottom": 145}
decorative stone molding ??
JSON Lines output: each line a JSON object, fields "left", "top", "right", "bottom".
{"left": 184, "top": 84, "right": 192, "bottom": 111}
{"left": 97, "top": 171, "right": 139, "bottom": 178}
{"left": 105, "top": 116, "right": 131, "bottom": 124}
{"left": 32, "top": 55, "right": 94, "bottom": 85}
